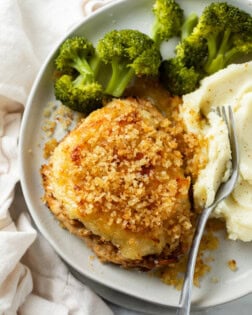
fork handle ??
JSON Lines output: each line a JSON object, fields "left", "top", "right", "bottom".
{"left": 176, "top": 204, "right": 215, "bottom": 315}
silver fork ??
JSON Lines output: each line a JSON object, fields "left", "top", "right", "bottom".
{"left": 176, "top": 106, "right": 239, "bottom": 315}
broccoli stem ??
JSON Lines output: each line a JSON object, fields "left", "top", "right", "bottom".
{"left": 105, "top": 61, "right": 135, "bottom": 97}
{"left": 203, "top": 34, "right": 219, "bottom": 74}
{"left": 151, "top": 19, "right": 162, "bottom": 46}
{"left": 224, "top": 47, "right": 244, "bottom": 65}
{"left": 73, "top": 56, "right": 95, "bottom": 83}
{"left": 181, "top": 13, "right": 198, "bottom": 40}
{"left": 205, "top": 54, "right": 225, "bottom": 74}
{"left": 89, "top": 54, "right": 101, "bottom": 77}
{"left": 204, "top": 29, "right": 232, "bottom": 74}
{"left": 218, "top": 29, "right": 232, "bottom": 55}
{"left": 72, "top": 74, "right": 89, "bottom": 87}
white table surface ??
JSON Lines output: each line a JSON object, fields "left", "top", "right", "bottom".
{"left": 12, "top": 183, "right": 252, "bottom": 315}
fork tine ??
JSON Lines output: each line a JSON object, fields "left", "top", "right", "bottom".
{"left": 221, "top": 106, "right": 228, "bottom": 127}
{"left": 227, "top": 106, "right": 239, "bottom": 171}
{"left": 218, "top": 105, "right": 239, "bottom": 175}
{"left": 177, "top": 105, "right": 239, "bottom": 315}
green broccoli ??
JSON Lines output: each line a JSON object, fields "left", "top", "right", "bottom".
{"left": 196, "top": 2, "right": 252, "bottom": 74}
{"left": 160, "top": 58, "right": 201, "bottom": 96}
{"left": 96, "top": 29, "right": 162, "bottom": 97}
{"left": 151, "top": 0, "right": 184, "bottom": 45}
{"left": 159, "top": 13, "right": 203, "bottom": 95}
{"left": 54, "top": 36, "right": 104, "bottom": 114}
{"left": 160, "top": 2, "right": 252, "bottom": 95}
{"left": 180, "top": 12, "right": 198, "bottom": 41}
{"left": 175, "top": 35, "right": 208, "bottom": 70}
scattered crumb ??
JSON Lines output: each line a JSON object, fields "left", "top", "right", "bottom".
{"left": 199, "top": 230, "right": 219, "bottom": 251}
{"left": 228, "top": 259, "right": 238, "bottom": 272}
{"left": 193, "top": 257, "right": 212, "bottom": 287}
{"left": 41, "top": 119, "right": 57, "bottom": 137}
{"left": 52, "top": 104, "right": 74, "bottom": 130}
{"left": 88, "top": 255, "right": 95, "bottom": 270}
{"left": 43, "top": 107, "right": 52, "bottom": 118}
{"left": 211, "top": 276, "right": 219, "bottom": 284}
{"left": 204, "top": 256, "right": 215, "bottom": 264}
{"left": 159, "top": 218, "right": 221, "bottom": 289}
{"left": 43, "top": 138, "right": 58, "bottom": 159}
{"left": 206, "top": 218, "right": 226, "bottom": 232}
{"left": 42, "top": 102, "right": 77, "bottom": 139}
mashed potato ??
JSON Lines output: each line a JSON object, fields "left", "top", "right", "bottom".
{"left": 181, "top": 61, "right": 252, "bottom": 242}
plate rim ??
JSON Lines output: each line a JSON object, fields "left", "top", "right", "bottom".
{"left": 19, "top": 0, "right": 252, "bottom": 310}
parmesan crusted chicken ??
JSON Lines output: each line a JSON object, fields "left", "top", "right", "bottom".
{"left": 41, "top": 98, "right": 193, "bottom": 270}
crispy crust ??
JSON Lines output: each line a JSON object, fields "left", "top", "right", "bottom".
{"left": 42, "top": 163, "right": 188, "bottom": 270}
{"left": 41, "top": 98, "right": 194, "bottom": 269}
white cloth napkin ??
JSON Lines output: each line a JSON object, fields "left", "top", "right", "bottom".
{"left": 2, "top": 0, "right": 252, "bottom": 314}
{"left": 0, "top": 1, "right": 116, "bottom": 314}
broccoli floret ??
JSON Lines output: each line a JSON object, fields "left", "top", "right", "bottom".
{"left": 158, "top": 13, "right": 203, "bottom": 96}
{"left": 151, "top": 0, "right": 184, "bottom": 45}
{"left": 175, "top": 35, "right": 208, "bottom": 70}
{"left": 54, "top": 75, "right": 103, "bottom": 113}
{"left": 192, "top": 2, "right": 252, "bottom": 74}
{"left": 160, "top": 2, "right": 252, "bottom": 95}
{"left": 54, "top": 36, "right": 104, "bottom": 113}
{"left": 97, "top": 29, "right": 162, "bottom": 97}
{"left": 160, "top": 58, "right": 201, "bottom": 95}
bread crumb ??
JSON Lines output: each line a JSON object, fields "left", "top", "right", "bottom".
{"left": 228, "top": 259, "right": 238, "bottom": 271}
{"left": 43, "top": 138, "right": 58, "bottom": 159}
{"left": 211, "top": 276, "right": 219, "bottom": 283}
{"left": 52, "top": 104, "right": 74, "bottom": 130}
{"left": 160, "top": 219, "right": 221, "bottom": 289}
{"left": 41, "top": 120, "right": 57, "bottom": 137}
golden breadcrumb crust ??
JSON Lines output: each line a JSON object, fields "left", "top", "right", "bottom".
{"left": 41, "top": 97, "right": 199, "bottom": 268}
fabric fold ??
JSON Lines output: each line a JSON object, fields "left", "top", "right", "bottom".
{"left": 0, "top": 0, "right": 116, "bottom": 314}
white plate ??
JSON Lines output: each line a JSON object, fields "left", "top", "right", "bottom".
{"left": 19, "top": 0, "right": 252, "bottom": 310}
